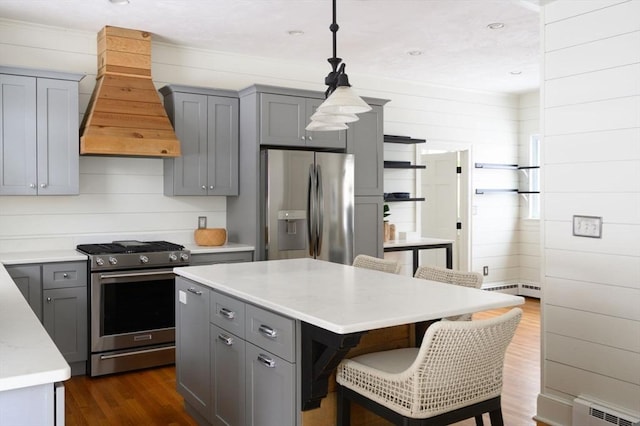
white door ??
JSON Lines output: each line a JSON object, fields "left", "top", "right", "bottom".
{"left": 421, "top": 151, "right": 465, "bottom": 269}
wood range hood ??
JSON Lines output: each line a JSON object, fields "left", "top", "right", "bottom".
{"left": 80, "top": 26, "right": 180, "bottom": 157}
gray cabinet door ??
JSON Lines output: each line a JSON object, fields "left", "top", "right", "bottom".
{"left": 6, "top": 264, "right": 42, "bottom": 321}
{"left": 175, "top": 277, "right": 211, "bottom": 423}
{"left": 260, "top": 93, "right": 306, "bottom": 147}
{"left": 245, "top": 342, "right": 295, "bottom": 426}
{"left": 0, "top": 74, "right": 37, "bottom": 195}
{"left": 346, "top": 105, "right": 384, "bottom": 197}
{"left": 42, "top": 286, "right": 87, "bottom": 363}
{"left": 165, "top": 92, "right": 209, "bottom": 195}
{"left": 355, "top": 196, "right": 384, "bottom": 258}
{"left": 207, "top": 95, "right": 239, "bottom": 195}
{"left": 211, "top": 324, "right": 245, "bottom": 426}
{"left": 36, "top": 78, "right": 79, "bottom": 195}
{"left": 259, "top": 94, "right": 346, "bottom": 150}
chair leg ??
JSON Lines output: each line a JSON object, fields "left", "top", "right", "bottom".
{"left": 337, "top": 385, "right": 351, "bottom": 426}
{"left": 488, "top": 408, "right": 504, "bottom": 426}
{"left": 475, "top": 414, "right": 484, "bottom": 425}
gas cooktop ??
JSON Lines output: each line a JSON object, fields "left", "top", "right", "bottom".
{"left": 77, "top": 240, "right": 185, "bottom": 255}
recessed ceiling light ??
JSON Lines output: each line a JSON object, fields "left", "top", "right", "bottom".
{"left": 407, "top": 50, "right": 423, "bottom": 56}
{"left": 109, "top": 0, "right": 130, "bottom": 4}
{"left": 510, "top": 70, "right": 522, "bottom": 75}
{"left": 487, "top": 22, "right": 505, "bottom": 30}
{"left": 287, "top": 30, "right": 304, "bottom": 36}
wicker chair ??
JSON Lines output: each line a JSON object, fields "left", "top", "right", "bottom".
{"left": 414, "top": 265, "right": 483, "bottom": 321}
{"left": 336, "top": 308, "right": 522, "bottom": 426}
{"left": 353, "top": 254, "right": 401, "bottom": 274}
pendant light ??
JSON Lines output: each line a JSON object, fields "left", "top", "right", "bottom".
{"left": 305, "top": 0, "right": 371, "bottom": 131}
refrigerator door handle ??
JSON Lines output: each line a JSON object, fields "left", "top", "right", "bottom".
{"left": 307, "top": 164, "right": 316, "bottom": 256}
{"left": 316, "top": 164, "right": 324, "bottom": 255}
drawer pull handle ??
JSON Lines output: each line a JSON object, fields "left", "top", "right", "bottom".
{"left": 218, "top": 334, "right": 234, "bottom": 346}
{"left": 258, "top": 353, "right": 276, "bottom": 368}
{"left": 220, "top": 307, "right": 235, "bottom": 319}
{"left": 187, "top": 287, "right": 203, "bottom": 296}
{"left": 259, "top": 324, "right": 277, "bottom": 339}
{"left": 63, "top": 273, "right": 69, "bottom": 278}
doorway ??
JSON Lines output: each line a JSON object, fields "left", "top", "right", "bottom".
{"left": 419, "top": 149, "right": 471, "bottom": 271}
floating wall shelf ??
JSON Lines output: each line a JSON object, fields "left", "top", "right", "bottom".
{"left": 384, "top": 161, "right": 426, "bottom": 169}
{"left": 475, "top": 189, "right": 518, "bottom": 195}
{"left": 384, "top": 135, "right": 426, "bottom": 144}
{"left": 384, "top": 197, "right": 426, "bottom": 202}
{"left": 474, "top": 163, "right": 518, "bottom": 170}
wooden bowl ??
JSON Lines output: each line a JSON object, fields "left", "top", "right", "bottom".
{"left": 194, "top": 228, "right": 227, "bottom": 246}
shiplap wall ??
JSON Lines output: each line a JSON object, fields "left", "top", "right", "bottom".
{"left": 537, "top": 1, "right": 640, "bottom": 424}
{"left": 0, "top": 18, "right": 527, "bottom": 285}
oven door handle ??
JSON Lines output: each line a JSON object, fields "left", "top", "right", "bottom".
{"left": 99, "top": 345, "right": 176, "bottom": 360}
{"left": 99, "top": 271, "right": 174, "bottom": 280}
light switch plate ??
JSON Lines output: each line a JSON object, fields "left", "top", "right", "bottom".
{"left": 573, "top": 215, "right": 602, "bottom": 238}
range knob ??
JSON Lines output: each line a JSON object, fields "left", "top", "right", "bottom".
{"left": 180, "top": 253, "right": 189, "bottom": 262}
{"left": 169, "top": 253, "right": 178, "bottom": 262}
{"left": 95, "top": 257, "right": 105, "bottom": 266}
{"left": 108, "top": 257, "right": 118, "bottom": 265}
{"left": 139, "top": 255, "right": 149, "bottom": 264}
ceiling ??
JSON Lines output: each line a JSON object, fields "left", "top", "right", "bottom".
{"left": 0, "top": 0, "right": 541, "bottom": 94}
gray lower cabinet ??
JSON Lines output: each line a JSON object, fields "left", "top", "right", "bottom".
{"left": 257, "top": 91, "right": 345, "bottom": 150}
{"left": 6, "top": 264, "right": 42, "bottom": 321}
{"left": 190, "top": 251, "right": 254, "bottom": 266}
{"left": 0, "top": 67, "right": 83, "bottom": 195}
{"left": 161, "top": 85, "right": 239, "bottom": 196}
{"left": 176, "top": 276, "right": 296, "bottom": 426}
{"left": 176, "top": 278, "right": 212, "bottom": 424}
{"left": 211, "top": 324, "right": 245, "bottom": 426}
{"left": 6, "top": 261, "right": 87, "bottom": 375}
{"left": 354, "top": 196, "right": 384, "bottom": 258}
{"left": 245, "top": 342, "right": 295, "bottom": 426}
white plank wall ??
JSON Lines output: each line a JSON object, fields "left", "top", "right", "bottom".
{"left": 538, "top": 0, "right": 640, "bottom": 423}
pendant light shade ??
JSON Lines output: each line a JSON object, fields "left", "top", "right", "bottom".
{"left": 305, "top": 120, "right": 348, "bottom": 132}
{"left": 317, "top": 86, "right": 372, "bottom": 115}
{"left": 310, "top": 109, "right": 359, "bottom": 123}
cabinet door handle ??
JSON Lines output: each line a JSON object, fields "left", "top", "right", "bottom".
{"left": 187, "top": 287, "right": 203, "bottom": 295}
{"left": 209, "top": 185, "right": 214, "bottom": 190}
{"left": 308, "top": 136, "right": 313, "bottom": 141}
{"left": 29, "top": 183, "right": 36, "bottom": 189}
{"left": 46, "top": 297, "right": 52, "bottom": 303}
{"left": 201, "top": 185, "right": 206, "bottom": 190}
{"left": 219, "top": 307, "right": 235, "bottom": 319}
{"left": 300, "top": 136, "right": 306, "bottom": 141}
{"left": 40, "top": 183, "right": 48, "bottom": 188}
{"left": 218, "top": 334, "right": 234, "bottom": 346}
{"left": 257, "top": 353, "right": 276, "bottom": 368}
{"left": 63, "top": 273, "right": 69, "bottom": 278}
{"left": 258, "top": 324, "right": 277, "bottom": 339}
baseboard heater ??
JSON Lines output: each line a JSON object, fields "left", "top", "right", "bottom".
{"left": 573, "top": 397, "right": 640, "bottom": 426}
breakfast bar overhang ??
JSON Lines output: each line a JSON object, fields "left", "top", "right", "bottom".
{"left": 173, "top": 258, "right": 524, "bottom": 417}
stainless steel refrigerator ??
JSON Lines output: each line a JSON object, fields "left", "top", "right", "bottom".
{"left": 261, "top": 149, "right": 354, "bottom": 264}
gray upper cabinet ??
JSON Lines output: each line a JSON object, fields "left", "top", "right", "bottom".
{"left": 0, "top": 67, "right": 83, "bottom": 196}
{"left": 259, "top": 92, "right": 346, "bottom": 150}
{"left": 346, "top": 105, "right": 384, "bottom": 197}
{"left": 161, "top": 85, "right": 239, "bottom": 196}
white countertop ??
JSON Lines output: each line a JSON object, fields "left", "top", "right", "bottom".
{"left": 174, "top": 258, "right": 523, "bottom": 334}
{"left": 383, "top": 237, "right": 454, "bottom": 249}
{"left": 0, "top": 249, "right": 88, "bottom": 265}
{"left": 184, "top": 242, "right": 254, "bottom": 254}
{"left": 0, "top": 264, "right": 70, "bottom": 392}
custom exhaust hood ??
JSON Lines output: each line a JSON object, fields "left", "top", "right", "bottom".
{"left": 80, "top": 26, "right": 181, "bottom": 157}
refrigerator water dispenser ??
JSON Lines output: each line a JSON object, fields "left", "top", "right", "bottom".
{"left": 277, "top": 210, "right": 307, "bottom": 250}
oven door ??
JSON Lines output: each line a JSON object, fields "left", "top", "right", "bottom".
{"left": 91, "top": 269, "right": 176, "bottom": 353}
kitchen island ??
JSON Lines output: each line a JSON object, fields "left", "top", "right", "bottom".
{"left": 174, "top": 258, "right": 524, "bottom": 426}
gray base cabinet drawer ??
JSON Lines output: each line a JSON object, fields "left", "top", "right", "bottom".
{"left": 211, "top": 290, "right": 245, "bottom": 338}
{"left": 43, "top": 262, "right": 86, "bottom": 289}
{"left": 245, "top": 342, "right": 295, "bottom": 426}
{"left": 211, "top": 324, "right": 245, "bottom": 426}
{"left": 245, "top": 304, "right": 295, "bottom": 362}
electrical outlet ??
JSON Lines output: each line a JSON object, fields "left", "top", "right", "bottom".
{"left": 573, "top": 215, "right": 602, "bottom": 238}
{"left": 483, "top": 266, "right": 489, "bottom": 276}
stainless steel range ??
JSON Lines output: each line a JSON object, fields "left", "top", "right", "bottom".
{"left": 76, "top": 240, "right": 190, "bottom": 377}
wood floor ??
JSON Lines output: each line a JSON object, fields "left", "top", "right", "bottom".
{"left": 65, "top": 298, "right": 540, "bottom": 426}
